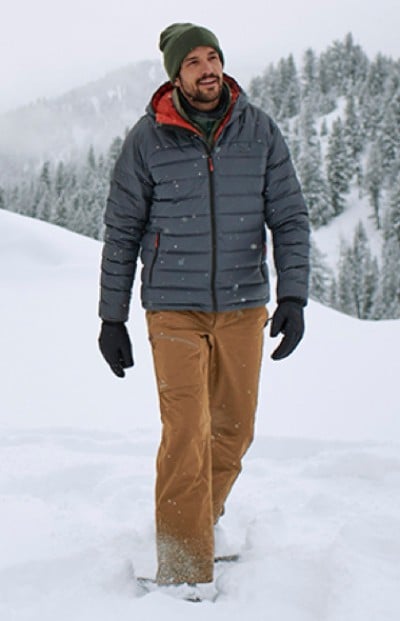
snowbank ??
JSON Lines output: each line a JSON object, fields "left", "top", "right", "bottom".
{"left": 0, "top": 210, "right": 399, "bottom": 620}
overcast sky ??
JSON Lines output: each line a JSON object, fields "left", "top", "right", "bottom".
{"left": 1, "top": 0, "right": 399, "bottom": 113}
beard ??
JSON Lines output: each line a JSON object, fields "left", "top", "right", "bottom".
{"left": 179, "top": 73, "right": 223, "bottom": 107}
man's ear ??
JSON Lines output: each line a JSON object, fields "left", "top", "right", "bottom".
{"left": 174, "top": 75, "right": 181, "bottom": 88}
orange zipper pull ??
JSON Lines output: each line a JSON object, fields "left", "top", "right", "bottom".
{"left": 208, "top": 156, "right": 214, "bottom": 172}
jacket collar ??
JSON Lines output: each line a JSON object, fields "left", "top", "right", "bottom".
{"left": 147, "top": 74, "right": 246, "bottom": 140}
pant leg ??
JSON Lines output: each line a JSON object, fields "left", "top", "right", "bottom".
{"left": 209, "top": 306, "right": 267, "bottom": 523}
{"left": 146, "top": 310, "right": 214, "bottom": 584}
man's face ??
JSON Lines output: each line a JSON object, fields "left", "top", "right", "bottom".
{"left": 174, "top": 46, "right": 224, "bottom": 111}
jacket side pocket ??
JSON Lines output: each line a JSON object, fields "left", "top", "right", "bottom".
{"left": 260, "top": 240, "right": 267, "bottom": 280}
{"left": 149, "top": 232, "right": 160, "bottom": 284}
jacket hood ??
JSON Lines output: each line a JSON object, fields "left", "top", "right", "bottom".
{"left": 146, "top": 74, "right": 247, "bottom": 138}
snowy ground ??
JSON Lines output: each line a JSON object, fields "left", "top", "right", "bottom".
{"left": 1, "top": 210, "right": 399, "bottom": 620}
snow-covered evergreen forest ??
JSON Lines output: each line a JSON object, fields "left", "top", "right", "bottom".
{"left": 1, "top": 34, "right": 400, "bottom": 319}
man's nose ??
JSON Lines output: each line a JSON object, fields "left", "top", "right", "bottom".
{"left": 199, "top": 59, "right": 214, "bottom": 74}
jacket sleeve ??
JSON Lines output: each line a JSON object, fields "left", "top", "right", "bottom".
{"left": 99, "top": 122, "right": 153, "bottom": 322}
{"left": 264, "top": 118, "right": 310, "bottom": 304}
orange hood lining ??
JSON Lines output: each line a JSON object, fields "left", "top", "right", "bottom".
{"left": 151, "top": 75, "right": 241, "bottom": 140}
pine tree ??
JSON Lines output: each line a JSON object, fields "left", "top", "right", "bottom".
{"left": 317, "top": 54, "right": 337, "bottom": 114}
{"left": 342, "top": 33, "right": 369, "bottom": 93}
{"left": 249, "top": 65, "right": 278, "bottom": 117}
{"left": 11, "top": 186, "right": 20, "bottom": 213}
{"left": 276, "top": 55, "right": 300, "bottom": 119}
{"left": 337, "top": 241, "right": 356, "bottom": 316}
{"left": 374, "top": 207, "right": 400, "bottom": 318}
{"left": 343, "top": 95, "right": 364, "bottom": 186}
{"left": 248, "top": 75, "right": 264, "bottom": 106}
{"left": 329, "top": 276, "right": 338, "bottom": 310}
{"left": 318, "top": 52, "right": 332, "bottom": 96}
{"left": 364, "top": 53, "right": 392, "bottom": 98}
{"left": 351, "top": 222, "right": 371, "bottom": 318}
{"left": 69, "top": 192, "right": 86, "bottom": 235}
{"left": 388, "top": 176, "right": 400, "bottom": 243}
{"left": 297, "top": 100, "right": 333, "bottom": 227}
{"left": 321, "top": 39, "right": 344, "bottom": 94}
{"left": 365, "top": 145, "right": 384, "bottom": 229}
{"left": 53, "top": 161, "right": 69, "bottom": 228}
{"left": 326, "top": 118, "right": 351, "bottom": 215}
{"left": 0, "top": 186, "right": 5, "bottom": 210}
{"left": 16, "top": 179, "right": 34, "bottom": 217}
{"left": 39, "top": 161, "right": 51, "bottom": 188}
{"left": 288, "top": 118, "right": 301, "bottom": 162}
{"left": 377, "top": 237, "right": 400, "bottom": 318}
{"left": 97, "top": 154, "right": 106, "bottom": 176}
{"left": 301, "top": 48, "right": 319, "bottom": 101}
{"left": 359, "top": 53, "right": 392, "bottom": 139}
{"left": 317, "top": 34, "right": 367, "bottom": 97}
{"left": 35, "top": 161, "right": 53, "bottom": 222}
{"left": 108, "top": 136, "right": 123, "bottom": 173}
{"left": 351, "top": 222, "right": 379, "bottom": 318}
{"left": 362, "top": 255, "right": 380, "bottom": 319}
{"left": 309, "top": 239, "right": 334, "bottom": 305}
{"left": 55, "top": 161, "right": 65, "bottom": 198}
{"left": 87, "top": 145, "right": 96, "bottom": 170}
{"left": 378, "top": 87, "right": 400, "bottom": 180}
{"left": 336, "top": 223, "right": 380, "bottom": 319}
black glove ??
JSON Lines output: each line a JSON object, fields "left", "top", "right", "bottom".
{"left": 270, "top": 299, "right": 305, "bottom": 361}
{"left": 98, "top": 321, "right": 134, "bottom": 378}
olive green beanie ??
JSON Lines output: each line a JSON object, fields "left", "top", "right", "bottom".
{"left": 159, "top": 23, "right": 224, "bottom": 82}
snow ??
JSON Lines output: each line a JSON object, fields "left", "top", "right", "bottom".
{"left": 320, "top": 97, "right": 348, "bottom": 135}
{"left": 310, "top": 96, "right": 386, "bottom": 270}
{"left": 312, "top": 185, "right": 383, "bottom": 266}
{"left": 1, "top": 209, "right": 399, "bottom": 619}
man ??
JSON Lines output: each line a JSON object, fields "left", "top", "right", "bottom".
{"left": 98, "top": 23, "right": 310, "bottom": 587}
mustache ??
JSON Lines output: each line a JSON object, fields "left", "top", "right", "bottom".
{"left": 196, "top": 74, "right": 220, "bottom": 84}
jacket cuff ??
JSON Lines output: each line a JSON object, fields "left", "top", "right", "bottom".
{"left": 277, "top": 296, "right": 307, "bottom": 307}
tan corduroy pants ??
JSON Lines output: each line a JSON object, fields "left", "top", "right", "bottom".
{"left": 146, "top": 306, "right": 268, "bottom": 584}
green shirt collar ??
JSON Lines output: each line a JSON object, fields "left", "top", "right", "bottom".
{"left": 172, "top": 82, "right": 231, "bottom": 146}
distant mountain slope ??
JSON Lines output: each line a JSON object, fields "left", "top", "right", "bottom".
{"left": 0, "top": 60, "right": 166, "bottom": 180}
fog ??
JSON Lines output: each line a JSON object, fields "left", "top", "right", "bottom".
{"left": 2, "top": 0, "right": 400, "bottom": 113}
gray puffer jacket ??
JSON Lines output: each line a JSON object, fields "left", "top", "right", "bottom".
{"left": 99, "top": 76, "right": 310, "bottom": 322}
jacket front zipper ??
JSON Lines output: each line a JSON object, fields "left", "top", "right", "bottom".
{"left": 207, "top": 152, "right": 218, "bottom": 311}
{"left": 156, "top": 123, "right": 220, "bottom": 310}
{"left": 149, "top": 232, "right": 160, "bottom": 284}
